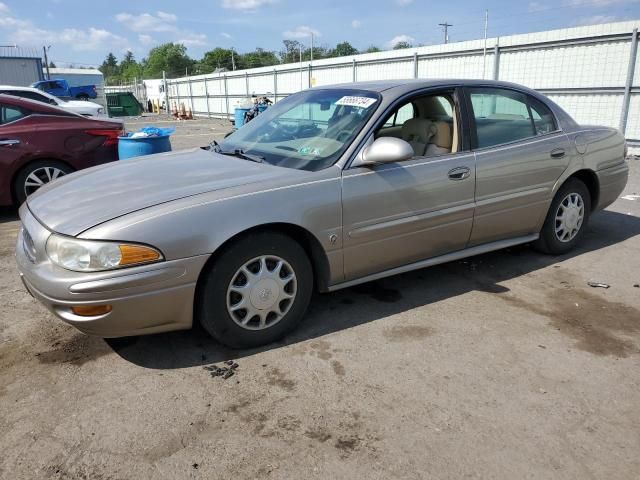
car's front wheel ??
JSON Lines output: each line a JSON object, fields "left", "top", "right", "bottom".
{"left": 197, "top": 232, "right": 313, "bottom": 348}
{"left": 13, "top": 160, "right": 73, "bottom": 205}
{"left": 533, "top": 178, "right": 591, "bottom": 255}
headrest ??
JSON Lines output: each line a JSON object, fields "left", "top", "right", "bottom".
{"left": 401, "top": 118, "right": 434, "bottom": 144}
{"left": 432, "top": 121, "right": 452, "bottom": 149}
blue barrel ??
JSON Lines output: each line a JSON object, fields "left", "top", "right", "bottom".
{"left": 234, "top": 107, "right": 250, "bottom": 128}
{"left": 118, "top": 135, "right": 172, "bottom": 160}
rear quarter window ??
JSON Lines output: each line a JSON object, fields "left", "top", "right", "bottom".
{"left": 469, "top": 87, "right": 557, "bottom": 149}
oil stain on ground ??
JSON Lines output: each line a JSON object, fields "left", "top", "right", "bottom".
{"left": 265, "top": 367, "right": 296, "bottom": 391}
{"left": 497, "top": 274, "right": 640, "bottom": 357}
{"left": 36, "top": 332, "right": 112, "bottom": 366}
{"left": 384, "top": 325, "right": 434, "bottom": 341}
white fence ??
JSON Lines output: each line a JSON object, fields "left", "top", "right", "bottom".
{"left": 167, "top": 20, "right": 640, "bottom": 147}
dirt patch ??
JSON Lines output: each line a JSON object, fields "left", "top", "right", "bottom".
{"left": 384, "top": 325, "right": 434, "bottom": 341}
{"left": 305, "top": 427, "right": 332, "bottom": 443}
{"left": 265, "top": 367, "right": 296, "bottom": 392}
{"left": 331, "top": 360, "right": 346, "bottom": 376}
{"left": 309, "top": 340, "right": 332, "bottom": 360}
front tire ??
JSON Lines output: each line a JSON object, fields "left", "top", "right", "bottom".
{"left": 197, "top": 232, "right": 313, "bottom": 349}
{"left": 13, "top": 160, "right": 73, "bottom": 205}
{"left": 533, "top": 178, "right": 591, "bottom": 255}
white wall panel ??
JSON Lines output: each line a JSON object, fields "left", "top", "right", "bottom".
{"left": 548, "top": 94, "right": 623, "bottom": 129}
{"left": 500, "top": 42, "right": 630, "bottom": 89}
{"left": 313, "top": 65, "right": 353, "bottom": 86}
{"left": 356, "top": 60, "right": 413, "bottom": 81}
{"left": 167, "top": 20, "right": 640, "bottom": 138}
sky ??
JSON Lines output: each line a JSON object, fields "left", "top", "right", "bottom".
{"left": 1, "top": 0, "right": 639, "bottom": 67}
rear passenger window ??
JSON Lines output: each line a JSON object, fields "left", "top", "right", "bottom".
{"left": 469, "top": 88, "right": 557, "bottom": 149}
{"left": 0, "top": 106, "right": 27, "bottom": 124}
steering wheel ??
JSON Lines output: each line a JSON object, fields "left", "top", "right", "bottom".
{"left": 335, "top": 129, "right": 353, "bottom": 143}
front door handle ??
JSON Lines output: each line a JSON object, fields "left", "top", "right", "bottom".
{"left": 550, "top": 148, "right": 565, "bottom": 159}
{"left": 0, "top": 139, "right": 20, "bottom": 146}
{"left": 448, "top": 166, "right": 471, "bottom": 181}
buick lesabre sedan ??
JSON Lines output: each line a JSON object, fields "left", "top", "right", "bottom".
{"left": 16, "top": 80, "right": 629, "bottom": 348}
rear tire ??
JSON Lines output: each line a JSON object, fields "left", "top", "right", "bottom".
{"left": 13, "top": 160, "right": 73, "bottom": 205}
{"left": 533, "top": 178, "right": 591, "bottom": 255}
{"left": 77, "top": 94, "right": 89, "bottom": 101}
{"left": 197, "top": 232, "right": 313, "bottom": 349}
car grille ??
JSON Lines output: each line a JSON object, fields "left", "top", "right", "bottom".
{"left": 22, "top": 227, "right": 37, "bottom": 263}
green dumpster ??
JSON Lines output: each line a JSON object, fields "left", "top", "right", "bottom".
{"left": 106, "top": 92, "right": 144, "bottom": 117}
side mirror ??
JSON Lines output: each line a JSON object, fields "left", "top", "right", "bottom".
{"left": 354, "top": 137, "right": 414, "bottom": 167}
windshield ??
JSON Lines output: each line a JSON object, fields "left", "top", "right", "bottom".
{"left": 218, "top": 88, "right": 380, "bottom": 171}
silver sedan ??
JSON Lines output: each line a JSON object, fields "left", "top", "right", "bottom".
{"left": 15, "top": 79, "right": 629, "bottom": 348}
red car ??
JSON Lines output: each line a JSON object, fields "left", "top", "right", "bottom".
{"left": 0, "top": 94, "right": 123, "bottom": 205}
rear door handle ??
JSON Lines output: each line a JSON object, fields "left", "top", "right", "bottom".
{"left": 0, "top": 139, "right": 20, "bottom": 146}
{"left": 550, "top": 148, "right": 565, "bottom": 159}
{"left": 448, "top": 166, "right": 471, "bottom": 181}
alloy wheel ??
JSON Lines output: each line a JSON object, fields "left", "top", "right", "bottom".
{"left": 23, "top": 167, "right": 67, "bottom": 197}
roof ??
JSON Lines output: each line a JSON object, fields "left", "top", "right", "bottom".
{"left": 0, "top": 85, "right": 44, "bottom": 91}
{"left": 48, "top": 68, "right": 103, "bottom": 76}
{"left": 320, "top": 78, "right": 538, "bottom": 93}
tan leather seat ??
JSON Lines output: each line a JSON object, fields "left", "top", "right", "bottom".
{"left": 426, "top": 121, "right": 452, "bottom": 156}
{"left": 401, "top": 118, "right": 435, "bottom": 156}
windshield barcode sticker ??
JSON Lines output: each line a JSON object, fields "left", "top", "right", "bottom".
{"left": 335, "top": 96, "right": 377, "bottom": 108}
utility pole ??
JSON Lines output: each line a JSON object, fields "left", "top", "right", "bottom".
{"left": 43, "top": 45, "right": 51, "bottom": 80}
{"left": 310, "top": 33, "right": 314, "bottom": 62}
{"left": 231, "top": 48, "right": 236, "bottom": 71}
{"left": 438, "top": 22, "right": 453, "bottom": 44}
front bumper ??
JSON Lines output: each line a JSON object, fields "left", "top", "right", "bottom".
{"left": 15, "top": 206, "right": 210, "bottom": 337}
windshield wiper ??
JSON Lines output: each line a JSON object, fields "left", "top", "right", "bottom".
{"left": 210, "top": 141, "right": 264, "bottom": 163}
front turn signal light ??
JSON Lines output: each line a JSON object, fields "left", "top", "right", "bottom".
{"left": 118, "top": 245, "right": 162, "bottom": 266}
{"left": 71, "top": 305, "right": 113, "bottom": 316}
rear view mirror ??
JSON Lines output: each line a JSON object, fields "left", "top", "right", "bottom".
{"left": 354, "top": 137, "right": 414, "bottom": 167}
{"left": 319, "top": 101, "right": 330, "bottom": 111}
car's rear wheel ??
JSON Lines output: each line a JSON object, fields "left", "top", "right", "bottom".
{"left": 77, "top": 94, "right": 89, "bottom": 101}
{"left": 13, "top": 160, "right": 73, "bottom": 205}
{"left": 197, "top": 232, "right": 313, "bottom": 349}
{"left": 533, "top": 178, "right": 591, "bottom": 255}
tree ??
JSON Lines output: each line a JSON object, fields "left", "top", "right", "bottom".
{"left": 48, "top": 61, "right": 56, "bottom": 68}
{"left": 363, "top": 45, "right": 381, "bottom": 53}
{"left": 120, "top": 50, "right": 142, "bottom": 81}
{"left": 280, "top": 40, "right": 304, "bottom": 64}
{"left": 199, "top": 47, "right": 236, "bottom": 72}
{"left": 143, "top": 43, "right": 194, "bottom": 78}
{"left": 330, "top": 41, "right": 358, "bottom": 58}
{"left": 241, "top": 48, "right": 280, "bottom": 69}
{"left": 99, "top": 52, "right": 119, "bottom": 83}
{"left": 393, "top": 41, "right": 413, "bottom": 50}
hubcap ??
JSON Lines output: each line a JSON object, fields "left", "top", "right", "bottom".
{"left": 555, "top": 192, "right": 584, "bottom": 243}
{"left": 24, "top": 167, "right": 66, "bottom": 197}
{"left": 226, "top": 255, "right": 297, "bottom": 331}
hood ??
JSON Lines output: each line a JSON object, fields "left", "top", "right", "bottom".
{"left": 27, "top": 148, "right": 305, "bottom": 236}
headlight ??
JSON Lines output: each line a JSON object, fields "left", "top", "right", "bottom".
{"left": 97, "top": 108, "right": 104, "bottom": 114}
{"left": 46, "top": 234, "right": 163, "bottom": 272}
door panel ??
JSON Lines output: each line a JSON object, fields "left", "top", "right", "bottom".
{"left": 341, "top": 152, "right": 476, "bottom": 280}
{"left": 469, "top": 133, "right": 571, "bottom": 245}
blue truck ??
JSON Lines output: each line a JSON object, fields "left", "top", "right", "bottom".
{"left": 31, "top": 79, "right": 97, "bottom": 100}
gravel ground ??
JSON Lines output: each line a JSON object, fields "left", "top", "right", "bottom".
{"left": 0, "top": 117, "right": 639, "bottom": 479}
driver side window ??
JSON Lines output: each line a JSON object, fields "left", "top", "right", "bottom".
{"left": 376, "top": 92, "right": 459, "bottom": 158}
